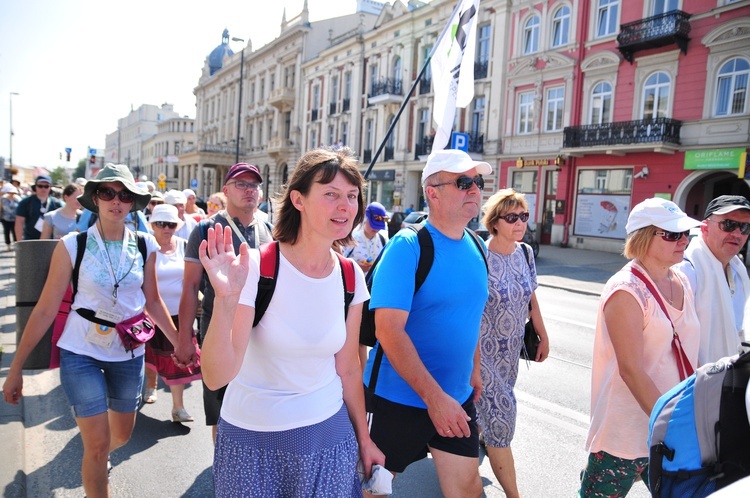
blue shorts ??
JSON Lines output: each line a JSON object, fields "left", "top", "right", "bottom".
{"left": 59, "top": 348, "right": 144, "bottom": 418}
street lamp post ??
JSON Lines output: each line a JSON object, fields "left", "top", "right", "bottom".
{"left": 232, "top": 37, "right": 245, "bottom": 164}
{"left": 9, "top": 92, "right": 19, "bottom": 172}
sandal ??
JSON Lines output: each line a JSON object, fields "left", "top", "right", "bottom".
{"left": 172, "top": 408, "right": 194, "bottom": 423}
{"left": 144, "top": 388, "right": 157, "bottom": 404}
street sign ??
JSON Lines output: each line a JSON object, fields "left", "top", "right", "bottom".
{"left": 450, "top": 132, "right": 469, "bottom": 152}
{"left": 158, "top": 173, "right": 166, "bottom": 181}
{"left": 190, "top": 178, "right": 198, "bottom": 188}
{"left": 158, "top": 181, "right": 167, "bottom": 190}
{"left": 65, "top": 148, "right": 72, "bottom": 154}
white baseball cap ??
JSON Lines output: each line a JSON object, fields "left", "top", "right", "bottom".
{"left": 625, "top": 197, "right": 702, "bottom": 234}
{"left": 164, "top": 189, "right": 187, "bottom": 206}
{"left": 421, "top": 149, "right": 492, "bottom": 186}
{"left": 182, "top": 189, "right": 197, "bottom": 198}
{"left": 149, "top": 204, "right": 184, "bottom": 230}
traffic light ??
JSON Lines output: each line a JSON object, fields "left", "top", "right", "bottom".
{"left": 66, "top": 152, "right": 71, "bottom": 162}
{"left": 90, "top": 154, "right": 96, "bottom": 164}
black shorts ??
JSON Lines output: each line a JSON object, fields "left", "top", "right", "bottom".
{"left": 365, "top": 388, "right": 479, "bottom": 473}
{"left": 202, "top": 380, "right": 226, "bottom": 426}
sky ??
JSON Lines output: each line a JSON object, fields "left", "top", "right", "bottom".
{"left": 0, "top": 0, "right": 389, "bottom": 171}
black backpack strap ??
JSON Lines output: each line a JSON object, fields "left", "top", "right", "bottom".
{"left": 253, "top": 241, "right": 279, "bottom": 327}
{"left": 336, "top": 253, "right": 356, "bottom": 319}
{"left": 368, "top": 224, "right": 433, "bottom": 392}
{"left": 71, "top": 232, "right": 88, "bottom": 299}
{"left": 465, "top": 228, "right": 488, "bottom": 273}
{"left": 520, "top": 243, "right": 533, "bottom": 312}
{"left": 135, "top": 232, "right": 147, "bottom": 267}
{"left": 378, "top": 232, "right": 386, "bottom": 247}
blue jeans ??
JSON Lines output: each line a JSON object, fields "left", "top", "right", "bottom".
{"left": 59, "top": 348, "right": 144, "bottom": 418}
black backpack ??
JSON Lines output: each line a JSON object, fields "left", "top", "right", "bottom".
{"left": 361, "top": 224, "right": 487, "bottom": 390}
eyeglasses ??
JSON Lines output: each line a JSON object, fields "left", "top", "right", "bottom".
{"left": 35, "top": 184, "right": 51, "bottom": 189}
{"left": 499, "top": 212, "right": 530, "bottom": 224}
{"left": 708, "top": 218, "right": 750, "bottom": 235}
{"left": 96, "top": 187, "right": 135, "bottom": 204}
{"left": 654, "top": 230, "right": 690, "bottom": 242}
{"left": 370, "top": 214, "right": 390, "bottom": 222}
{"left": 228, "top": 180, "right": 261, "bottom": 191}
{"left": 430, "top": 175, "right": 484, "bottom": 191}
{"left": 153, "top": 221, "right": 178, "bottom": 229}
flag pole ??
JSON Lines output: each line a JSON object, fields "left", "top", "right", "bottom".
{"left": 363, "top": 0, "right": 463, "bottom": 180}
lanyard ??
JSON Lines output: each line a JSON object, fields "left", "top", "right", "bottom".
{"left": 221, "top": 211, "right": 260, "bottom": 248}
{"left": 92, "top": 226, "right": 136, "bottom": 305}
{"left": 38, "top": 197, "right": 50, "bottom": 214}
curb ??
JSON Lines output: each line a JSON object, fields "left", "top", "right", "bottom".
{"left": 537, "top": 281, "right": 602, "bottom": 298}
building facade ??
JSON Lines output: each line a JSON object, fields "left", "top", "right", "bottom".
{"left": 142, "top": 117, "right": 195, "bottom": 190}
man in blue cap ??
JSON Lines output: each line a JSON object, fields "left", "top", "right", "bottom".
{"left": 15, "top": 175, "right": 63, "bottom": 240}
{"left": 344, "top": 201, "right": 389, "bottom": 273}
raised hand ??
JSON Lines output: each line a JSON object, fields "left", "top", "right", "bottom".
{"left": 198, "top": 224, "right": 250, "bottom": 299}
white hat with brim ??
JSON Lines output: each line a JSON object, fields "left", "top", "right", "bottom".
{"left": 421, "top": 149, "right": 492, "bottom": 185}
{"left": 625, "top": 197, "right": 703, "bottom": 234}
{"left": 149, "top": 204, "right": 184, "bottom": 230}
{"left": 78, "top": 163, "right": 151, "bottom": 213}
{"left": 164, "top": 190, "right": 187, "bottom": 206}
{"left": 1, "top": 184, "right": 18, "bottom": 194}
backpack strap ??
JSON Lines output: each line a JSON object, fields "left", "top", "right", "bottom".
{"left": 253, "top": 241, "right": 280, "bottom": 327}
{"left": 336, "top": 253, "right": 356, "bottom": 319}
{"left": 71, "top": 232, "right": 88, "bottom": 299}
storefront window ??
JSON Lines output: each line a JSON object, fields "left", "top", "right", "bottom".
{"left": 512, "top": 170, "right": 538, "bottom": 224}
{"left": 574, "top": 168, "right": 632, "bottom": 239}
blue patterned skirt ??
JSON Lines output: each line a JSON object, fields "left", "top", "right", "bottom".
{"left": 213, "top": 404, "right": 363, "bottom": 497}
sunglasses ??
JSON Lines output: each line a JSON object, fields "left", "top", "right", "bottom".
{"left": 96, "top": 187, "right": 135, "bottom": 204}
{"left": 370, "top": 214, "right": 390, "bottom": 222}
{"left": 430, "top": 175, "right": 485, "bottom": 191}
{"left": 153, "top": 221, "right": 178, "bottom": 229}
{"left": 228, "top": 180, "right": 261, "bottom": 191}
{"left": 709, "top": 218, "right": 750, "bottom": 235}
{"left": 499, "top": 212, "right": 530, "bottom": 224}
{"left": 207, "top": 201, "right": 223, "bottom": 209}
{"left": 654, "top": 230, "right": 690, "bottom": 242}
{"left": 35, "top": 184, "right": 51, "bottom": 189}
{"left": 149, "top": 200, "right": 164, "bottom": 206}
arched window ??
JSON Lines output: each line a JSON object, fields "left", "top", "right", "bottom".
{"left": 523, "top": 15, "right": 540, "bottom": 55}
{"left": 590, "top": 82, "right": 612, "bottom": 124}
{"left": 642, "top": 72, "right": 671, "bottom": 120}
{"left": 551, "top": 6, "right": 571, "bottom": 47}
{"left": 715, "top": 58, "right": 749, "bottom": 117}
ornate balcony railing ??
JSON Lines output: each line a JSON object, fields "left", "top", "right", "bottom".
{"left": 342, "top": 98, "right": 350, "bottom": 112}
{"left": 419, "top": 78, "right": 431, "bottom": 95}
{"left": 363, "top": 149, "right": 372, "bottom": 164}
{"left": 329, "top": 102, "right": 337, "bottom": 115}
{"left": 384, "top": 146, "right": 394, "bottom": 161}
{"left": 467, "top": 132, "right": 484, "bottom": 153}
{"left": 369, "top": 78, "right": 403, "bottom": 98}
{"left": 563, "top": 118, "right": 682, "bottom": 148}
{"left": 311, "top": 108, "right": 319, "bottom": 122}
{"left": 200, "top": 144, "right": 244, "bottom": 155}
{"left": 414, "top": 135, "right": 434, "bottom": 159}
{"left": 617, "top": 10, "right": 691, "bottom": 63}
{"left": 474, "top": 61, "right": 488, "bottom": 79}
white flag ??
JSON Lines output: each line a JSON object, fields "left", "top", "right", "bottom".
{"left": 430, "top": 0, "right": 480, "bottom": 151}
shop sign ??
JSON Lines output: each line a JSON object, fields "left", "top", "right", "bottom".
{"left": 516, "top": 157, "right": 553, "bottom": 168}
{"left": 684, "top": 148, "right": 747, "bottom": 170}
{"left": 364, "top": 169, "right": 395, "bottom": 181}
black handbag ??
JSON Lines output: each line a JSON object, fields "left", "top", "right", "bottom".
{"left": 519, "top": 243, "right": 541, "bottom": 362}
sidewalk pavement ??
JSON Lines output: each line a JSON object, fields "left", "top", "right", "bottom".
{"left": 0, "top": 242, "right": 626, "bottom": 497}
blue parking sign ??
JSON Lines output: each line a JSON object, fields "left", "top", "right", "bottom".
{"left": 451, "top": 132, "right": 469, "bottom": 152}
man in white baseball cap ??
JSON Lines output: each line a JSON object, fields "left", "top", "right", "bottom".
{"left": 363, "top": 148, "right": 492, "bottom": 496}
{"left": 164, "top": 190, "right": 198, "bottom": 240}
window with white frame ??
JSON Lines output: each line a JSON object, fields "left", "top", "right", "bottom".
{"left": 596, "top": 0, "right": 619, "bottom": 38}
{"left": 387, "top": 115, "right": 396, "bottom": 148}
{"left": 642, "top": 72, "right": 671, "bottom": 120}
{"left": 344, "top": 72, "right": 352, "bottom": 99}
{"left": 248, "top": 124, "right": 254, "bottom": 147}
{"left": 545, "top": 87, "right": 565, "bottom": 132}
{"left": 310, "top": 128, "right": 318, "bottom": 149}
{"left": 365, "top": 119, "right": 373, "bottom": 151}
{"left": 370, "top": 64, "right": 379, "bottom": 94}
{"left": 472, "top": 96, "right": 485, "bottom": 135}
{"left": 260, "top": 77, "right": 265, "bottom": 100}
{"left": 250, "top": 82, "right": 256, "bottom": 104}
{"left": 423, "top": 45, "right": 433, "bottom": 81}
{"left": 328, "top": 124, "right": 335, "bottom": 145}
{"left": 393, "top": 56, "right": 402, "bottom": 88}
{"left": 312, "top": 85, "right": 320, "bottom": 110}
{"left": 477, "top": 24, "right": 491, "bottom": 63}
{"left": 418, "top": 108, "right": 429, "bottom": 139}
{"left": 590, "top": 82, "right": 613, "bottom": 124}
{"left": 652, "top": 0, "right": 678, "bottom": 15}
{"left": 341, "top": 122, "right": 349, "bottom": 145}
{"left": 714, "top": 58, "right": 749, "bottom": 117}
{"left": 518, "top": 92, "right": 535, "bottom": 134}
{"left": 331, "top": 75, "right": 339, "bottom": 105}
{"left": 268, "top": 118, "right": 273, "bottom": 143}
{"left": 523, "top": 15, "right": 540, "bottom": 55}
{"left": 551, "top": 6, "right": 571, "bottom": 47}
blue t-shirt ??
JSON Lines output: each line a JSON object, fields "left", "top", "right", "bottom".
{"left": 363, "top": 221, "right": 488, "bottom": 408}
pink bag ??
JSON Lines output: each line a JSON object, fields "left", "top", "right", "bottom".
{"left": 115, "top": 312, "right": 155, "bottom": 357}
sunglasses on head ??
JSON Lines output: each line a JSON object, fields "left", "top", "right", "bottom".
{"left": 654, "top": 230, "right": 690, "bottom": 242}
{"left": 709, "top": 218, "right": 750, "bottom": 235}
{"left": 96, "top": 187, "right": 135, "bottom": 204}
{"left": 430, "top": 175, "right": 485, "bottom": 191}
{"left": 499, "top": 212, "right": 530, "bottom": 224}
{"left": 153, "top": 221, "right": 178, "bottom": 229}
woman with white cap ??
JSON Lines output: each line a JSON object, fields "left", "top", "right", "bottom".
{"left": 143, "top": 203, "right": 201, "bottom": 422}
{"left": 579, "top": 197, "right": 702, "bottom": 496}
{"left": 1, "top": 184, "right": 21, "bottom": 250}
{"left": 183, "top": 188, "right": 205, "bottom": 222}
{"left": 2, "top": 163, "right": 178, "bottom": 498}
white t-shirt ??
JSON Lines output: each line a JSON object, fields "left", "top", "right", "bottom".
{"left": 56, "top": 226, "right": 159, "bottom": 361}
{"left": 223, "top": 249, "right": 369, "bottom": 431}
{"left": 175, "top": 215, "right": 198, "bottom": 241}
{"left": 154, "top": 238, "right": 186, "bottom": 315}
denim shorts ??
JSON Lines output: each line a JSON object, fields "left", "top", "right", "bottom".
{"left": 59, "top": 348, "right": 144, "bottom": 418}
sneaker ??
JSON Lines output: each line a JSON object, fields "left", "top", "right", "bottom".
{"left": 171, "top": 408, "right": 194, "bottom": 423}
{"left": 144, "top": 388, "right": 157, "bottom": 404}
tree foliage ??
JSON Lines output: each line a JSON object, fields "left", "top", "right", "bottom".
{"left": 50, "top": 166, "right": 69, "bottom": 186}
